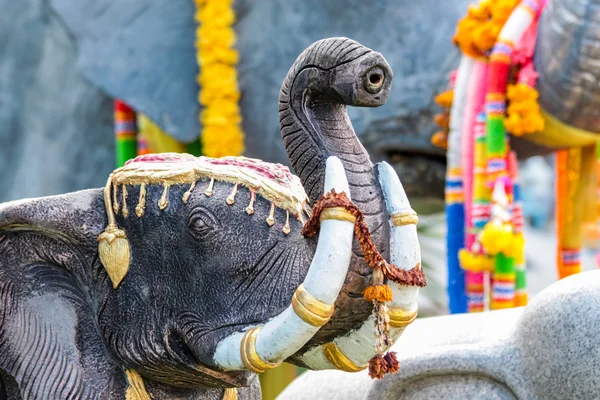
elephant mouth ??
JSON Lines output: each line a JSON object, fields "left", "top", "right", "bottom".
{"left": 168, "top": 320, "right": 260, "bottom": 369}
{"left": 158, "top": 322, "right": 254, "bottom": 388}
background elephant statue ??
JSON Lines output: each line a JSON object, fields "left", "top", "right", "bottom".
{"left": 279, "top": 269, "right": 600, "bottom": 400}
{"left": 0, "top": 38, "right": 424, "bottom": 399}
{"left": 2, "top": 0, "right": 599, "bottom": 208}
{"left": 0, "top": 0, "right": 475, "bottom": 210}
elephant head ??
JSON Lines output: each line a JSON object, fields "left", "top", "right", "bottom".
{"left": 0, "top": 38, "right": 424, "bottom": 399}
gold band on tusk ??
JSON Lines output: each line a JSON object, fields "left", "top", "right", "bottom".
{"left": 391, "top": 210, "right": 418, "bottom": 226}
{"left": 319, "top": 207, "right": 357, "bottom": 223}
{"left": 292, "top": 284, "right": 334, "bottom": 327}
{"left": 240, "top": 327, "right": 280, "bottom": 373}
{"left": 323, "top": 342, "right": 366, "bottom": 372}
{"left": 388, "top": 306, "right": 418, "bottom": 328}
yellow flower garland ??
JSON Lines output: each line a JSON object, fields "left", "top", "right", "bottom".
{"left": 459, "top": 249, "right": 495, "bottom": 273}
{"left": 454, "top": 0, "right": 520, "bottom": 58}
{"left": 431, "top": 90, "right": 454, "bottom": 149}
{"left": 194, "top": 0, "right": 244, "bottom": 157}
{"left": 435, "top": 90, "right": 454, "bottom": 108}
{"left": 504, "top": 83, "right": 544, "bottom": 136}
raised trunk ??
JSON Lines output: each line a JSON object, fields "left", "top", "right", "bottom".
{"left": 278, "top": 38, "right": 390, "bottom": 346}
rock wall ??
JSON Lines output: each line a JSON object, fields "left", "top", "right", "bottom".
{"left": 0, "top": 0, "right": 114, "bottom": 202}
{"left": 1, "top": 0, "right": 473, "bottom": 202}
{"left": 50, "top": 0, "right": 471, "bottom": 183}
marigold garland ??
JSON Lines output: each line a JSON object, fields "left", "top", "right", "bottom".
{"left": 432, "top": 90, "right": 454, "bottom": 149}
{"left": 458, "top": 249, "right": 495, "bottom": 273}
{"left": 453, "top": 0, "right": 521, "bottom": 58}
{"left": 444, "top": 0, "right": 546, "bottom": 313}
{"left": 194, "top": 0, "right": 244, "bottom": 157}
{"left": 435, "top": 90, "right": 454, "bottom": 108}
{"left": 504, "top": 83, "right": 544, "bottom": 136}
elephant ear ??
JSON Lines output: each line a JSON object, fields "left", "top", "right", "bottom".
{"left": 0, "top": 188, "right": 130, "bottom": 396}
{"left": 0, "top": 188, "right": 106, "bottom": 251}
{"left": 49, "top": 0, "right": 476, "bottom": 166}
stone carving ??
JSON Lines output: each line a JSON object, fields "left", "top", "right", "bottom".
{"left": 0, "top": 0, "right": 114, "bottom": 204}
{"left": 279, "top": 269, "right": 600, "bottom": 400}
{"left": 0, "top": 38, "right": 424, "bottom": 399}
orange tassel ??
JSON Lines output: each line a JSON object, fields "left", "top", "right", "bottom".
{"left": 368, "top": 354, "right": 387, "bottom": 379}
{"left": 384, "top": 352, "right": 400, "bottom": 374}
{"left": 368, "top": 352, "right": 400, "bottom": 379}
{"left": 363, "top": 284, "right": 392, "bottom": 303}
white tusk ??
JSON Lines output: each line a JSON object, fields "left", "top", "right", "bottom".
{"left": 295, "top": 161, "right": 421, "bottom": 371}
{"left": 213, "top": 156, "right": 355, "bottom": 372}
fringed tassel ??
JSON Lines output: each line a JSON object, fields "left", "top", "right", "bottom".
{"left": 302, "top": 190, "right": 427, "bottom": 287}
{"left": 367, "top": 301, "right": 398, "bottom": 380}
{"left": 368, "top": 351, "right": 399, "bottom": 380}
{"left": 363, "top": 267, "right": 392, "bottom": 303}
{"left": 363, "top": 284, "right": 392, "bottom": 303}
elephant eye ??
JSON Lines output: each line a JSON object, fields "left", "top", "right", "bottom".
{"left": 188, "top": 208, "right": 219, "bottom": 239}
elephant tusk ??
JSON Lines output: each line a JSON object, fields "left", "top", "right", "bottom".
{"left": 212, "top": 156, "right": 355, "bottom": 372}
{"left": 377, "top": 160, "right": 421, "bottom": 329}
{"left": 295, "top": 161, "right": 421, "bottom": 371}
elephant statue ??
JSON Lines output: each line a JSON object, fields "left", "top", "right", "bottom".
{"left": 279, "top": 269, "right": 600, "bottom": 400}
{"left": 0, "top": 38, "right": 425, "bottom": 399}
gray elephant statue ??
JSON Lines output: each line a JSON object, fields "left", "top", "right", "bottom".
{"left": 280, "top": 269, "right": 600, "bottom": 400}
{"left": 0, "top": 38, "right": 425, "bottom": 399}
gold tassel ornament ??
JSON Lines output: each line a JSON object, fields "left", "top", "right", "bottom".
{"left": 98, "top": 176, "right": 131, "bottom": 289}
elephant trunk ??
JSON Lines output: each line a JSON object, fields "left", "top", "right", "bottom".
{"left": 278, "top": 38, "right": 391, "bottom": 345}
{"left": 535, "top": 0, "right": 600, "bottom": 132}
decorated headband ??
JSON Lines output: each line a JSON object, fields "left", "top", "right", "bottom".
{"left": 98, "top": 153, "right": 309, "bottom": 288}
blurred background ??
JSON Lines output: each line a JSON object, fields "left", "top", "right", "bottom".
{"left": 2, "top": 0, "right": 598, "bottom": 398}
